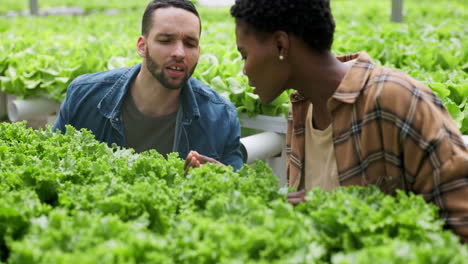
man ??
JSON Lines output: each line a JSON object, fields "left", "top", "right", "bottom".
{"left": 54, "top": 0, "right": 243, "bottom": 170}
{"left": 224, "top": 0, "right": 468, "bottom": 242}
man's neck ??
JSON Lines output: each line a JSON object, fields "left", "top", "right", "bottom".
{"left": 131, "top": 70, "right": 182, "bottom": 117}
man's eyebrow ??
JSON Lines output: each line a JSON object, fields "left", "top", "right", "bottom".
{"left": 156, "top": 33, "right": 175, "bottom": 38}
{"left": 186, "top": 36, "right": 199, "bottom": 42}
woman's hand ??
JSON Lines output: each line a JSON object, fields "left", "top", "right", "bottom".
{"left": 287, "top": 189, "right": 307, "bottom": 205}
{"left": 184, "top": 151, "right": 224, "bottom": 175}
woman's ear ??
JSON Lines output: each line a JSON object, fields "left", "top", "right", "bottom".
{"left": 137, "top": 36, "right": 146, "bottom": 58}
{"left": 273, "top": 31, "right": 290, "bottom": 59}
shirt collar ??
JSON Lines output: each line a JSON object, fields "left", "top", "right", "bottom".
{"left": 180, "top": 78, "right": 201, "bottom": 123}
{"left": 290, "top": 51, "right": 375, "bottom": 109}
{"left": 98, "top": 64, "right": 140, "bottom": 120}
{"left": 328, "top": 51, "right": 375, "bottom": 109}
{"left": 98, "top": 64, "right": 200, "bottom": 121}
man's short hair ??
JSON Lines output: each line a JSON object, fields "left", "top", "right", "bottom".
{"left": 230, "top": 0, "right": 335, "bottom": 52}
{"left": 142, "top": 0, "right": 200, "bottom": 36}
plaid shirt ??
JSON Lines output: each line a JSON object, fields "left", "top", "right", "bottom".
{"left": 286, "top": 52, "right": 468, "bottom": 242}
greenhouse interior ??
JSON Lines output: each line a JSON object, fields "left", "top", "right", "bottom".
{"left": 0, "top": 0, "right": 467, "bottom": 263}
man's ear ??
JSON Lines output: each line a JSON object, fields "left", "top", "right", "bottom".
{"left": 137, "top": 36, "right": 146, "bottom": 58}
{"left": 273, "top": 31, "right": 290, "bottom": 59}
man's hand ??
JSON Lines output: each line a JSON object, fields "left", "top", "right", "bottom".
{"left": 184, "top": 151, "right": 224, "bottom": 175}
{"left": 288, "top": 190, "right": 307, "bottom": 205}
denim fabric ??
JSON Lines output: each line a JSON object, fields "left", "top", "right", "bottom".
{"left": 53, "top": 64, "right": 243, "bottom": 170}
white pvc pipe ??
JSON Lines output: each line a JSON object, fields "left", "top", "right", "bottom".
{"left": 240, "top": 132, "right": 284, "bottom": 164}
{"left": 8, "top": 98, "right": 60, "bottom": 122}
{"left": 463, "top": 135, "right": 468, "bottom": 146}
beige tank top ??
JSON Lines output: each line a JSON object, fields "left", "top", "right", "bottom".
{"left": 303, "top": 104, "right": 340, "bottom": 191}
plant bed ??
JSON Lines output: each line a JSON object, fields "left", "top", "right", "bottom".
{"left": 0, "top": 122, "right": 466, "bottom": 263}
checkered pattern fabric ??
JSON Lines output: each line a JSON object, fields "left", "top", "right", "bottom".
{"left": 286, "top": 52, "right": 468, "bottom": 242}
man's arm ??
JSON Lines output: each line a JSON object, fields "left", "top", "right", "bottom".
{"left": 218, "top": 107, "right": 243, "bottom": 170}
{"left": 184, "top": 107, "right": 243, "bottom": 173}
{"left": 53, "top": 84, "right": 73, "bottom": 133}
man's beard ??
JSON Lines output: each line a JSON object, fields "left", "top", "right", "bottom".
{"left": 145, "top": 49, "right": 197, "bottom": 90}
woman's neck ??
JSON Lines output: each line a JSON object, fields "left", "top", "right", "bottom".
{"left": 289, "top": 46, "right": 351, "bottom": 130}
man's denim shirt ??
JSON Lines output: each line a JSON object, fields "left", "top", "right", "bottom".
{"left": 53, "top": 64, "right": 243, "bottom": 170}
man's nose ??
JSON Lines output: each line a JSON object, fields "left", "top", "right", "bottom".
{"left": 172, "top": 41, "right": 185, "bottom": 60}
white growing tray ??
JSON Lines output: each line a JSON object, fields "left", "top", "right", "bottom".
{"left": 239, "top": 114, "right": 288, "bottom": 134}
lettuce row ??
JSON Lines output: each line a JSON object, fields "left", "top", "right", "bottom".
{"left": 0, "top": 122, "right": 466, "bottom": 263}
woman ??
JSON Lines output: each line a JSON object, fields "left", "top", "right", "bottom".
{"left": 229, "top": 0, "right": 468, "bottom": 242}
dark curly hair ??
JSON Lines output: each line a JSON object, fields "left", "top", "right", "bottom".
{"left": 142, "top": 0, "right": 200, "bottom": 36}
{"left": 230, "top": 0, "right": 335, "bottom": 52}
